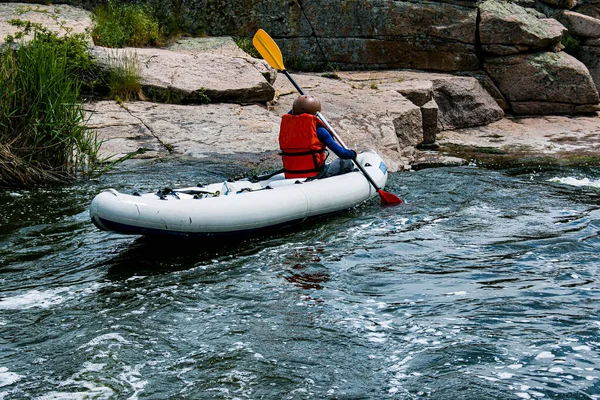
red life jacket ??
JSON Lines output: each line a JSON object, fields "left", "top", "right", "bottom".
{"left": 279, "top": 114, "right": 327, "bottom": 179}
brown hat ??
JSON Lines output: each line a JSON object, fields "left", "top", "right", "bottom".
{"left": 292, "top": 95, "right": 321, "bottom": 115}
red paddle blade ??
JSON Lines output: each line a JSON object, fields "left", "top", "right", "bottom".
{"left": 378, "top": 189, "right": 403, "bottom": 206}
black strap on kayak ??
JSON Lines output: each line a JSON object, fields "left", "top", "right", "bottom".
{"left": 236, "top": 185, "right": 273, "bottom": 194}
{"left": 301, "top": 163, "right": 328, "bottom": 182}
{"left": 155, "top": 187, "right": 219, "bottom": 200}
{"left": 156, "top": 188, "right": 178, "bottom": 200}
{"left": 249, "top": 168, "right": 284, "bottom": 183}
{"left": 178, "top": 190, "right": 221, "bottom": 199}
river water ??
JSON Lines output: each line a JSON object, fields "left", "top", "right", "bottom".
{"left": 0, "top": 160, "right": 599, "bottom": 399}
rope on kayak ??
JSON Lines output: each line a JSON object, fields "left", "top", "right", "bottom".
{"left": 152, "top": 185, "right": 274, "bottom": 200}
{"left": 155, "top": 187, "right": 220, "bottom": 200}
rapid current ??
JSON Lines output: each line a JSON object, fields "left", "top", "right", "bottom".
{"left": 0, "top": 160, "right": 599, "bottom": 399}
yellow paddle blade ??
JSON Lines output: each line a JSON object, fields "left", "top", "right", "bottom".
{"left": 252, "top": 29, "right": 285, "bottom": 71}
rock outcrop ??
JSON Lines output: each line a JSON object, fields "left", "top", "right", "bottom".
{"left": 4, "top": 0, "right": 600, "bottom": 116}
{"left": 0, "top": 2, "right": 92, "bottom": 43}
{"left": 484, "top": 51, "right": 600, "bottom": 114}
{"left": 1, "top": 1, "right": 600, "bottom": 172}
{"left": 479, "top": 0, "right": 566, "bottom": 55}
{"left": 91, "top": 46, "right": 275, "bottom": 104}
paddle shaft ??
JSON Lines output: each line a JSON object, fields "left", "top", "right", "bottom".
{"left": 282, "top": 70, "right": 386, "bottom": 194}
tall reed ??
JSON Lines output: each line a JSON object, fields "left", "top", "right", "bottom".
{"left": 0, "top": 31, "right": 101, "bottom": 186}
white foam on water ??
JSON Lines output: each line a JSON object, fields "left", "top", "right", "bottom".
{"left": 572, "top": 345, "right": 591, "bottom": 351}
{"left": 444, "top": 291, "right": 467, "bottom": 296}
{"left": 36, "top": 387, "right": 114, "bottom": 400}
{"left": 478, "top": 375, "right": 499, "bottom": 382}
{"left": 77, "top": 333, "right": 130, "bottom": 351}
{"left": 536, "top": 351, "right": 555, "bottom": 359}
{"left": 367, "top": 332, "right": 387, "bottom": 343}
{"left": 81, "top": 362, "right": 105, "bottom": 373}
{"left": 0, "top": 289, "right": 65, "bottom": 310}
{"left": 39, "top": 358, "right": 146, "bottom": 399}
{"left": 0, "top": 283, "right": 104, "bottom": 310}
{"left": 118, "top": 364, "right": 148, "bottom": 399}
{"left": 0, "top": 368, "right": 21, "bottom": 388}
{"left": 548, "top": 177, "right": 600, "bottom": 188}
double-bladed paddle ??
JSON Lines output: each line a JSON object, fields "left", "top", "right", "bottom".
{"left": 252, "top": 29, "right": 403, "bottom": 205}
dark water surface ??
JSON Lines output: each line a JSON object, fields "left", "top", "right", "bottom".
{"left": 1, "top": 160, "right": 599, "bottom": 399}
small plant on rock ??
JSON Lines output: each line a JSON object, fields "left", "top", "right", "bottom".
{"left": 106, "top": 49, "right": 144, "bottom": 102}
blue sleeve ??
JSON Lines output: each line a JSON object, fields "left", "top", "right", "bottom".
{"left": 316, "top": 127, "right": 356, "bottom": 159}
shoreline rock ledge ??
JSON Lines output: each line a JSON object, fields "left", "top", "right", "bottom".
{"left": 2, "top": 2, "right": 600, "bottom": 172}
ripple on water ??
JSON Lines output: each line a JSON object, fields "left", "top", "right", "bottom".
{"left": 1, "top": 164, "right": 600, "bottom": 399}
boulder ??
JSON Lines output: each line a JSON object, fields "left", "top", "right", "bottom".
{"left": 335, "top": 70, "right": 505, "bottom": 131}
{"left": 91, "top": 46, "right": 275, "bottom": 104}
{"left": 379, "top": 74, "right": 502, "bottom": 140}
{"left": 166, "top": 37, "right": 277, "bottom": 85}
{"left": 484, "top": 51, "right": 600, "bottom": 114}
{"left": 555, "top": 10, "right": 600, "bottom": 37}
{"left": 431, "top": 76, "right": 505, "bottom": 130}
{"left": 479, "top": 0, "right": 566, "bottom": 55}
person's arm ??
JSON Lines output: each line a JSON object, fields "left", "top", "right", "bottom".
{"left": 316, "top": 127, "right": 356, "bottom": 159}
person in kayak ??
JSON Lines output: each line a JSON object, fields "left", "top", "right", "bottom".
{"left": 279, "top": 94, "right": 357, "bottom": 179}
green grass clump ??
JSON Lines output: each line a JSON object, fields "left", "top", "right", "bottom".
{"left": 92, "top": 0, "right": 161, "bottom": 48}
{"left": 105, "top": 49, "right": 143, "bottom": 102}
{"left": 0, "top": 31, "right": 101, "bottom": 186}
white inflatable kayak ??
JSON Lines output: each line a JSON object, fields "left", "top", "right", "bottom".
{"left": 89, "top": 151, "right": 388, "bottom": 237}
